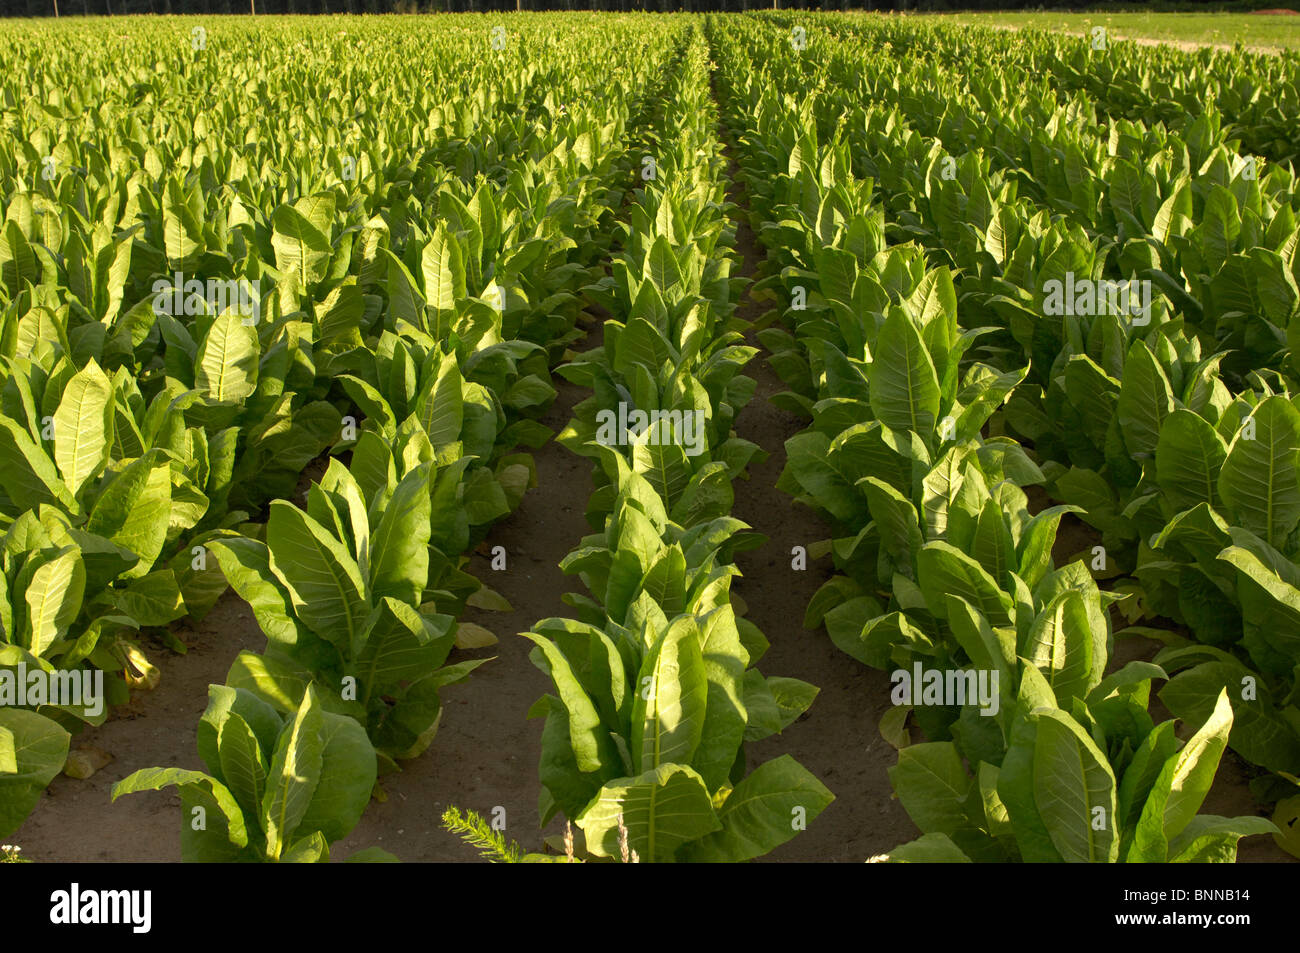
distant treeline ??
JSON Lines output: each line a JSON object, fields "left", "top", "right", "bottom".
{"left": 0, "top": 0, "right": 1292, "bottom": 18}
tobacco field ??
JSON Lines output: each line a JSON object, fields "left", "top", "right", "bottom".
{"left": 3, "top": 11, "right": 1300, "bottom": 865}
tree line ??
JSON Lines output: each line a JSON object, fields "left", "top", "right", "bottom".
{"left": 0, "top": 0, "right": 1277, "bottom": 20}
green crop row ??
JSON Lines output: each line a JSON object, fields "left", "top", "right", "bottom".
{"left": 5, "top": 11, "right": 1300, "bottom": 864}
{"left": 713, "top": 12, "right": 1292, "bottom": 861}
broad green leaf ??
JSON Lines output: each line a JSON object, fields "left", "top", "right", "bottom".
{"left": 216, "top": 711, "right": 269, "bottom": 821}
{"left": 23, "top": 548, "right": 85, "bottom": 656}
{"left": 917, "top": 541, "right": 1013, "bottom": 625}
{"left": 112, "top": 766, "right": 249, "bottom": 862}
{"left": 888, "top": 741, "right": 972, "bottom": 836}
{"left": 1218, "top": 396, "right": 1300, "bottom": 547}
{"left": 1167, "top": 815, "right": 1278, "bottom": 862}
{"left": 367, "top": 463, "right": 432, "bottom": 605}
{"left": 523, "top": 632, "right": 610, "bottom": 774}
{"left": 272, "top": 204, "right": 331, "bottom": 288}
{"left": 356, "top": 598, "right": 451, "bottom": 692}
{"left": 681, "top": 755, "right": 833, "bottom": 862}
{"left": 422, "top": 224, "right": 466, "bottom": 312}
{"left": 110, "top": 569, "right": 185, "bottom": 626}
{"left": 208, "top": 539, "right": 302, "bottom": 648}
{"left": 1156, "top": 409, "right": 1227, "bottom": 511}
{"left": 870, "top": 310, "right": 940, "bottom": 438}
{"left": 85, "top": 452, "right": 172, "bottom": 578}
{"left": 53, "top": 359, "right": 114, "bottom": 497}
{"left": 884, "top": 832, "right": 973, "bottom": 862}
{"left": 196, "top": 308, "right": 259, "bottom": 402}
{"left": 0, "top": 708, "right": 70, "bottom": 838}
{"left": 1162, "top": 688, "right": 1234, "bottom": 843}
{"left": 294, "top": 711, "right": 376, "bottom": 843}
{"left": 1024, "top": 591, "right": 1095, "bottom": 705}
{"left": 1116, "top": 340, "right": 1174, "bottom": 458}
{"left": 0, "top": 418, "right": 77, "bottom": 513}
{"left": 1032, "top": 709, "right": 1119, "bottom": 862}
{"left": 632, "top": 618, "right": 708, "bottom": 773}
{"left": 577, "top": 763, "right": 720, "bottom": 862}
{"left": 261, "top": 687, "right": 325, "bottom": 860}
{"left": 266, "top": 501, "right": 367, "bottom": 651}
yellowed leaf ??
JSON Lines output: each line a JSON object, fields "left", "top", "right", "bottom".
{"left": 455, "top": 622, "right": 499, "bottom": 648}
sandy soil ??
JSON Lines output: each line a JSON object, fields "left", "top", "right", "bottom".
{"left": 13, "top": 594, "right": 266, "bottom": 862}
{"left": 722, "top": 149, "right": 919, "bottom": 861}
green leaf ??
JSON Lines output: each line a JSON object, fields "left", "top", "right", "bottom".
{"left": 681, "top": 755, "right": 834, "bottom": 862}
{"left": 110, "top": 569, "right": 185, "bottom": 626}
{"left": 261, "top": 686, "right": 326, "bottom": 860}
{"left": 295, "top": 711, "right": 376, "bottom": 843}
{"left": 889, "top": 741, "right": 973, "bottom": 836}
{"left": 24, "top": 548, "right": 85, "bottom": 656}
{"left": 1024, "top": 591, "right": 1095, "bottom": 706}
{"left": 632, "top": 439, "right": 692, "bottom": 511}
{"left": 1217, "top": 395, "right": 1300, "bottom": 547}
{"left": 85, "top": 452, "right": 172, "bottom": 577}
{"left": 112, "top": 766, "right": 249, "bottom": 862}
{"left": 870, "top": 310, "right": 940, "bottom": 438}
{"left": 523, "top": 631, "right": 610, "bottom": 774}
{"left": 266, "top": 501, "right": 367, "bottom": 650}
{"left": 53, "top": 358, "right": 114, "bottom": 498}
{"left": 632, "top": 618, "right": 708, "bottom": 773}
{"left": 196, "top": 308, "right": 260, "bottom": 403}
{"left": 1167, "top": 815, "right": 1278, "bottom": 862}
{"left": 225, "top": 650, "right": 316, "bottom": 717}
{"left": 281, "top": 830, "right": 329, "bottom": 863}
{"left": 215, "top": 711, "right": 268, "bottom": 820}
{"left": 209, "top": 539, "right": 302, "bottom": 647}
{"left": 646, "top": 235, "right": 683, "bottom": 297}
{"left": 162, "top": 179, "right": 204, "bottom": 265}
{"left": 197, "top": 683, "right": 283, "bottom": 779}
{"left": 1116, "top": 340, "right": 1174, "bottom": 458}
{"left": 693, "top": 604, "right": 749, "bottom": 790}
{"left": 999, "top": 704, "right": 1062, "bottom": 861}
{"left": 1159, "top": 660, "right": 1300, "bottom": 774}
{"left": 422, "top": 224, "right": 466, "bottom": 312}
{"left": 367, "top": 463, "right": 432, "bottom": 605}
{"left": 356, "top": 598, "right": 451, "bottom": 692}
{"left": 1032, "top": 709, "right": 1119, "bottom": 862}
{"left": 1162, "top": 688, "right": 1234, "bottom": 843}
{"left": 415, "top": 354, "right": 464, "bottom": 449}
{"left": 884, "top": 832, "right": 973, "bottom": 862}
{"left": 0, "top": 418, "right": 77, "bottom": 513}
{"left": 577, "top": 763, "right": 721, "bottom": 862}
{"left": 917, "top": 541, "right": 1013, "bottom": 625}
{"left": 1155, "top": 409, "right": 1228, "bottom": 510}
{"left": 272, "top": 204, "right": 331, "bottom": 288}
{"left": 1117, "top": 720, "right": 1178, "bottom": 836}
{"left": 0, "top": 708, "right": 70, "bottom": 838}
{"left": 1016, "top": 504, "right": 1082, "bottom": 589}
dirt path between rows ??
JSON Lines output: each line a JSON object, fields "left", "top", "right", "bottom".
{"left": 713, "top": 124, "right": 918, "bottom": 862}
{"left": 334, "top": 365, "right": 599, "bottom": 861}
{"left": 14, "top": 371, "right": 598, "bottom": 862}
{"left": 728, "top": 255, "right": 919, "bottom": 863}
